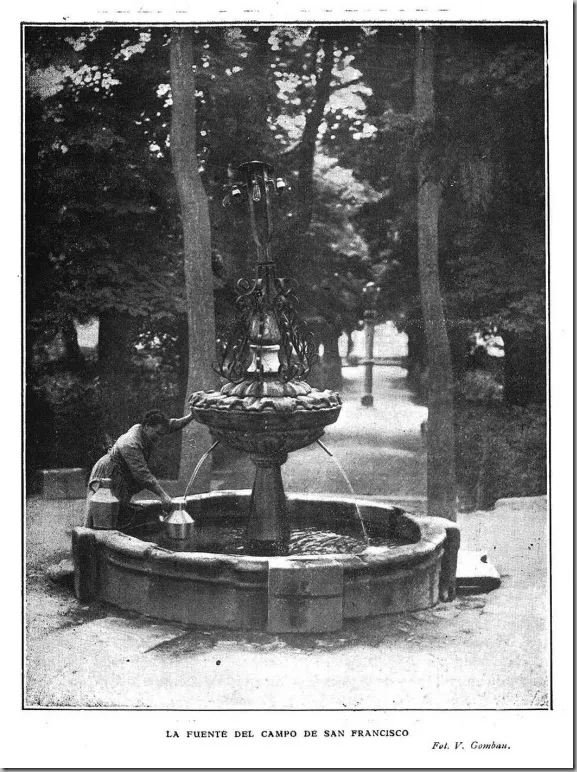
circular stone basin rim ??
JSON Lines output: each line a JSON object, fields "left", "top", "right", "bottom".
{"left": 72, "top": 491, "right": 460, "bottom": 632}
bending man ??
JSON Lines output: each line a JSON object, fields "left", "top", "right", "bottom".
{"left": 85, "top": 409, "right": 194, "bottom": 527}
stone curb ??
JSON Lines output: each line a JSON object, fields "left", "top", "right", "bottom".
{"left": 71, "top": 493, "right": 458, "bottom": 632}
{"left": 40, "top": 468, "right": 86, "bottom": 499}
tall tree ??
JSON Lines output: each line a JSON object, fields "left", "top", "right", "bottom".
{"left": 170, "top": 28, "right": 218, "bottom": 483}
{"left": 294, "top": 32, "right": 335, "bottom": 233}
{"left": 414, "top": 27, "right": 457, "bottom": 521}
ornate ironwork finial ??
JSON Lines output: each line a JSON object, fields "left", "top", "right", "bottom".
{"left": 223, "top": 160, "right": 286, "bottom": 265}
{"left": 217, "top": 161, "right": 316, "bottom": 386}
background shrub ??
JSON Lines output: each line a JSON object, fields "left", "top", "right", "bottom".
{"left": 455, "top": 401, "right": 547, "bottom": 510}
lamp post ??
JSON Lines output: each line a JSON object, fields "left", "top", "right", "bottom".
{"left": 361, "top": 281, "right": 380, "bottom": 407}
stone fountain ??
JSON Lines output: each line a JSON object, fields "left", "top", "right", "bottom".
{"left": 72, "top": 160, "right": 459, "bottom": 633}
{"left": 190, "top": 161, "right": 341, "bottom": 556}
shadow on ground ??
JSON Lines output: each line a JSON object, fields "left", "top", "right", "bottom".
{"left": 36, "top": 570, "right": 491, "bottom": 655}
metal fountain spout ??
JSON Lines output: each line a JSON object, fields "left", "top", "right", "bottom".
{"left": 189, "top": 160, "right": 342, "bottom": 556}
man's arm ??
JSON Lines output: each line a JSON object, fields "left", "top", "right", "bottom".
{"left": 117, "top": 439, "right": 171, "bottom": 506}
{"left": 168, "top": 413, "right": 195, "bottom": 433}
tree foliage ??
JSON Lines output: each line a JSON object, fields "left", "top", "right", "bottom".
{"left": 25, "top": 24, "right": 546, "bottom": 481}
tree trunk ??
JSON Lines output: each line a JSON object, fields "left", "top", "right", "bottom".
{"left": 414, "top": 28, "right": 457, "bottom": 521}
{"left": 277, "top": 34, "right": 335, "bottom": 265}
{"left": 295, "top": 34, "right": 335, "bottom": 233}
{"left": 61, "top": 315, "right": 85, "bottom": 372}
{"left": 170, "top": 28, "right": 218, "bottom": 486}
{"left": 175, "top": 313, "right": 190, "bottom": 402}
{"left": 405, "top": 310, "right": 427, "bottom": 396}
{"left": 447, "top": 320, "right": 468, "bottom": 378}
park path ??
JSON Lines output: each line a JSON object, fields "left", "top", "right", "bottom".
{"left": 214, "top": 363, "right": 428, "bottom": 504}
{"left": 23, "top": 362, "right": 548, "bottom": 712}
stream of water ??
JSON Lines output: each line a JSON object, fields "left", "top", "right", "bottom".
{"left": 316, "top": 439, "right": 370, "bottom": 545}
{"left": 154, "top": 436, "right": 372, "bottom": 553}
{"left": 180, "top": 440, "right": 221, "bottom": 508}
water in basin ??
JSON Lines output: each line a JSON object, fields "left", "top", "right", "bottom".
{"left": 130, "top": 517, "right": 406, "bottom": 555}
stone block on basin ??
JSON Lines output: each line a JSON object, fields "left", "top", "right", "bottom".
{"left": 40, "top": 468, "right": 86, "bottom": 499}
{"left": 72, "top": 527, "right": 99, "bottom": 601}
{"left": 267, "top": 558, "right": 343, "bottom": 633}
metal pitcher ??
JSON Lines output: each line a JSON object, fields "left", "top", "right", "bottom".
{"left": 87, "top": 478, "right": 120, "bottom": 530}
{"left": 162, "top": 506, "right": 195, "bottom": 540}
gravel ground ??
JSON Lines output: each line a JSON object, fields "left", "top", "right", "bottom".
{"left": 24, "top": 495, "right": 548, "bottom": 709}
{"left": 24, "top": 367, "right": 549, "bottom": 710}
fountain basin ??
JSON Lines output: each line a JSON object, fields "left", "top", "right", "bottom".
{"left": 190, "top": 386, "right": 343, "bottom": 555}
{"left": 190, "top": 386, "right": 342, "bottom": 455}
{"left": 72, "top": 491, "right": 459, "bottom": 633}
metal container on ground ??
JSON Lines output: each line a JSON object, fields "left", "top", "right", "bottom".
{"left": 88, "top": 478, "right": 120, "bottom": 530}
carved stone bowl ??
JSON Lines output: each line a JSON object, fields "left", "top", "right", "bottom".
{"left": 189, "top": 381, "right": 342, "bottom": 456}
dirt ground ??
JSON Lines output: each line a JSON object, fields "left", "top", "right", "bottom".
{"left": 25, "top": 495, "right": 548, "bottom": 709}
{"left": 24, "top": 367, "right": 549, "bottom": 709}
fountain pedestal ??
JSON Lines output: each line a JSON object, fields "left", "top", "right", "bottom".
{"left": 247, "top": 452, "right": 290, "bottom": 555}
{"left": 188, "top": 160, "right": 346, "bottom": 556}
{"left": 190, "top": 383, "right": 342, "bottom": 556}
{"left": 191, "top": 394, "right": 341, "bottom": 556}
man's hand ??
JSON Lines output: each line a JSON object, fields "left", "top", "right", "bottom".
{"left": 159, "top": 490, "right": 173, "bottom": 512}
